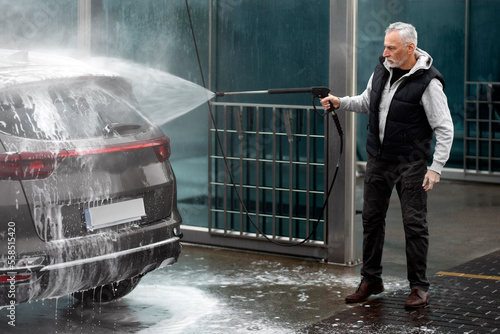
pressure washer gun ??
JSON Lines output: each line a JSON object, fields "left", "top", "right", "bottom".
{"left": 215, "top": 86, "right": 343, "bottom": 136}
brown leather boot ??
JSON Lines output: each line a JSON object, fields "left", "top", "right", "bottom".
{"left": 405, "top": 289, "right": 429, "bottom": 309}
{"left": 345, "top": 280, "right": 384, "bottom": 303}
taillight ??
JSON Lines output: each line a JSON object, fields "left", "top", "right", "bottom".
{"left": 154, "top": 138, "right": 171, "bottom": 162}
{"left": 0, "top": 273, "right": 31, "bottom": 283}
{"left": 0, "top": 136, "right": 171, "bottom": 180}
{"left": 0, "top": 151, "right": 68, "bottom": 181}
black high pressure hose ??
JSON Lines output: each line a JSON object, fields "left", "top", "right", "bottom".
{"left": 185, "top": 0, "right": 344, "bottom": 247}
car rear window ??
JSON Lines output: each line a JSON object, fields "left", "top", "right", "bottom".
{"left": 0, "top": 76, "right": 152, "bottom": 140}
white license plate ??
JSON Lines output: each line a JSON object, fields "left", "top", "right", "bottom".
{"left": 84, "top": 198, "right": 146, "bottom": 230}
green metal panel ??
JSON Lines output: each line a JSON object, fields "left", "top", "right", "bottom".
{"left": 464, "top": 0, "right": 500, "bottom": 174}
{"left": 468, "top": 0, "right": 500, "bottom": 82}
{"left": 213, "top": 0, "right": 330, "bottom": 106}
{"left": 97, "top": 0, "right": 209, "bottom": 84}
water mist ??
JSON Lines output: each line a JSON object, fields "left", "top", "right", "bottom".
{"left": 88, "top": 57, "right": 214, "bottom": 126}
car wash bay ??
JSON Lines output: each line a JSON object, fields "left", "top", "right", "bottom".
{"left": 1, "top": 0, "right": 500, "bottom": 333}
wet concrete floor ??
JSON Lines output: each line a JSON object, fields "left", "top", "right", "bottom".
{"left": 300, "top": 249, "right": 500, "bottom": 333}
{"left": 0, "top": 179, "right": 499, "bottom": 333}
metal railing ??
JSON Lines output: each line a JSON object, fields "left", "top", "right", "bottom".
{"left": 208, "top": 102, "right": 328, "bottom": 247}
{"left": 464, "top": 81, "right": 500, "bottom": 176}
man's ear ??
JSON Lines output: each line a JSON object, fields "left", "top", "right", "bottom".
{"left": 407, "top": 42, "right": 416, "bottom": 54}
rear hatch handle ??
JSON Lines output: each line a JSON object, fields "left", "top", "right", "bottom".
{"left": 103, "top": 123, "right": 142, "bottom": 137}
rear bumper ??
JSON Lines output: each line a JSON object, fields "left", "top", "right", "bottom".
{"left": 0, "top": 216, "right": 182, "bottom": 306}
{"left": 39, "top": 236, "right": 180, "bottom": 272}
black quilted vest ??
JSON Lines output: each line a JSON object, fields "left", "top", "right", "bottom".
{"left": 366, "top": 56, "right": 445, "bottom": 162}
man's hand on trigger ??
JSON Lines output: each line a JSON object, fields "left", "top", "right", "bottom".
{"left": 422, "top": 170, "right": 440, "bottom": 192}
{"left": 320, "top": 94, "right": 340, "bottom": 110}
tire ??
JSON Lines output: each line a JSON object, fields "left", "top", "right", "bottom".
{"left": 72, "top": 275, "right": 143, "bottom": 304}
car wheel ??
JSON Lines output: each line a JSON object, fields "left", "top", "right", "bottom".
{"left": 72, "top": 275, "right": 143, "bottom": 304}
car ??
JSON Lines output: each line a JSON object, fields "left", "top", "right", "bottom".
{"left": 0, "top": 50, "right": 182, "bottom": 305}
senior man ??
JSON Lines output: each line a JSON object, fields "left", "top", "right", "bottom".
{"left": 321, "top": 22, "right": 453, "bottom": 308}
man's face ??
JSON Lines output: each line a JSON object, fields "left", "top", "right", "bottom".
{"left": 383, "top": 31, "right": 412, "bottom": 69}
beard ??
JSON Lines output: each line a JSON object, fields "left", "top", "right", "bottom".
{"left": 386, "top": 54, "right": 408, "bottom": 68}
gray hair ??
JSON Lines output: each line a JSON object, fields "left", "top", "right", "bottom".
{"left": 385, "top": 22, "right": 418, "bottom": 48}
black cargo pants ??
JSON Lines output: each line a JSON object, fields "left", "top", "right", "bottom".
{"left": 361, "top": 154, "right": 430, "bottom": 292}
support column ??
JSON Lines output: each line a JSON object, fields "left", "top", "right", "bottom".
{"left": 325, "top": 0, "right": 358, "bottom": 265}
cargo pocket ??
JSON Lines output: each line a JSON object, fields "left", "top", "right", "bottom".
{"left": 400, "top": 176, "right": 427, "bottom": 228}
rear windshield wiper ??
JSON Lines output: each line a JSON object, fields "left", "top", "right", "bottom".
{"left": 103, "top": 123, "right": 142, "bottom": 137}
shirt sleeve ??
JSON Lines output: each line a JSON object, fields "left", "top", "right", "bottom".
{"left": 337, "top": 73, "right": 373, "bottom": 114}
{"left": 421, "top": 79, "right": 454, "bottom": 174}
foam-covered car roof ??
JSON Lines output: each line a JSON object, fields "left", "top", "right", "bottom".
{"left": 0, "top": 50, "right": 116, "bottom": 89}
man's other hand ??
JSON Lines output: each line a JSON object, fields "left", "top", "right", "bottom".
{"left": 422, "top": 170, "right": 440, "bottom": 192}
